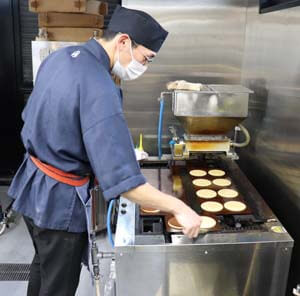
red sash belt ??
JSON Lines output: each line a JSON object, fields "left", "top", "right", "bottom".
{"left": 30, "top": 155, "right": 90, "bottom": 187}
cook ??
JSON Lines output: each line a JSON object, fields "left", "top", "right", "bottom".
{"left": 8, "top": 6, "right": 202, "bottom": 296}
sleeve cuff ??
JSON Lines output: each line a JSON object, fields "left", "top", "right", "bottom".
{"left": 102, "top": 174, "right": 146, "bottom": 201}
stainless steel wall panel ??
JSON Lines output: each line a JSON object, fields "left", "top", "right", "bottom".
{"left": 240, "top": 1, "right": 300, "bottom": 292}
{"left": 122, "top": 0, "right": 248, "bottom": 154}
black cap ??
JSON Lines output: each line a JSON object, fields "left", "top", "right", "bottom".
{"left": 108, "top": 6, "right": 168, "bottom": 53}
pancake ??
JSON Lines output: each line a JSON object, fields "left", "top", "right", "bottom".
{"left": 167, "top": 216, "right": 217, "bottom": 231}
{"left": 192, "top": 178, "right": 212, "bottom": 187}
{"left": 196, "top": 189, "right": 217, "bottom": 199}
{"left": 218, "top": 188, "right": 238, "bottom": 198}
{"left": 189, "top": 169, "right": 207, "bottom": 177}
{"left": 167, "top": 217, "right": 183, "bottom": 230}
{"left": 200, "top": 216, "right": 217, "bottom": 229}
{"left": 208, "top": 169, "right": 225, "bottom": 177}
{"left": 141, "top": 207, "right": 160, "bottom": 214}
{"left": 212, "top": 178, "right": 231, "bottom": 187}
{"left": 201, "top": 201, "right": 223, "bottom": 212}
{"left": 224, "top": 201, "right": 246, "bottom": 212}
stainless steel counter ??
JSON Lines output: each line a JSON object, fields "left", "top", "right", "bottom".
{"left": 114, "top": 159, "right": 293, "bottom": 296}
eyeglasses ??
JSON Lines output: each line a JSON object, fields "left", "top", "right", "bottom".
{"left": 132, "top": 40, "right": 155, "bottom": 65}
{"left": 139, "top": 50, "right": 155, "bottom": 65}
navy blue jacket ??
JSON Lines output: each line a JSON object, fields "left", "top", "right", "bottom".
{"left": 8, "top": 39, "right": 146, "bottom": 232}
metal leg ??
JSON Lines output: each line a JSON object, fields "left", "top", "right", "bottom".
{"left": 90, "top": 232, "right": 115, "bottom": 296}
{"left": 91, "top": 231, "right": 102, "bottom": 296}
{"left": 0, "top": 200, "right": 14, "bottom": 236}
{"left": 90, "top": 190, "right": 115, "bottom": 296}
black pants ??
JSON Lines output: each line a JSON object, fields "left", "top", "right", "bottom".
{"left": 23, "top": 216, "right": 88, "bottom": 296}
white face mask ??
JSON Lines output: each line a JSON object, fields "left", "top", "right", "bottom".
{"left": 112, "top": 42, "right": 148, "bottom": 81}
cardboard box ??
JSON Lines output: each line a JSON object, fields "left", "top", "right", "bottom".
{"left": 39, "top": 27, "right": 103, "bottom": 42}
{"left": 38, "top": 12, "right": 104, "bottom": 28}
{"left": 29, "top": 0, "right": 108, "bottom": 16}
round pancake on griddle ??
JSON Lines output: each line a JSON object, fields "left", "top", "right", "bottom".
{"left": 201, "top": 201, "right": 223, "bottom": 212}
{"left": 212, "top": 178, "right": 231, "bottom": 187}
{"left": 192, "top": 178, "right": 212, "bottom": 187}
{"left": 200, "top": 216, "right": 217, "bottom": 229}
{"left": 208, "top": 169, "right": 225, "bottom": 177}
{"left": 189, "top": 169, "right": 207, "bottom": 177}
{"left": 196, "top": 189, "right": 217, "bottom": 199}
{"left": 218, "top": 188, "right": 238, "bottom": 198}
{"left": 167, "top": 217, "right": 183, "bottom": 230}
{"left": 224, "top": 201, "right": 246, "bottom": 212}
{"left": 141, "top": 207, "right": 160, "bottom": 214}
{"left": 167, "top": 216, "right": 217, "bottom": 231}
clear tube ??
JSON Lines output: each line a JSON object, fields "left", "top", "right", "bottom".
{"left": 95, "top": 278, "right": 101, "bottom": 296}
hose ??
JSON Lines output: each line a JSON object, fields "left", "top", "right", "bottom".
{"left": 158, "top": 98, "right": 165, "bottom": 159}
{"left": 107, "top": 199, "right": 115, "bottom": 248}
{"left": 231, "top": 124, "right": 251, "bottom": 148}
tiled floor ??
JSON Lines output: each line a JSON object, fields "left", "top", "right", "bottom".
{"left": 0, "top": 191, "right": 113, "bottom": 296}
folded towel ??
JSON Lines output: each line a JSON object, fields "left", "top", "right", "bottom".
{"left": 166, "top": 80, "right": 203, "bottom": 91}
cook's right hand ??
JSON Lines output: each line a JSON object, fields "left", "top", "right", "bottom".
{"left": 174, "top": 205, "right": 202, "bottom": 239}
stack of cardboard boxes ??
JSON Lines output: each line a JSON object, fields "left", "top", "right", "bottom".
{"left": 29, "top": 0, "right": 108, "bottom": 42}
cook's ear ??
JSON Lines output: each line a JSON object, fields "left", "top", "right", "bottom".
{"left": 115, "top": 33, "right": 130, "bottom": 50}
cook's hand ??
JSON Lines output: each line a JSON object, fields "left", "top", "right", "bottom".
{"left": 174, "top": 205, "right": 202, "bottom": 238}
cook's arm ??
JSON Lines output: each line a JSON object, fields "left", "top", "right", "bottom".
{"left": 123, "top": 183, "right": 202, "bottom": 238}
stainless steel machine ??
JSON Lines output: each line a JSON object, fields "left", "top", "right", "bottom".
{"left": 114, "top": 85, "right": 293, "bottom": 296}
{"left": 168, "top": 84, "right": 252, "bottom": 160}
